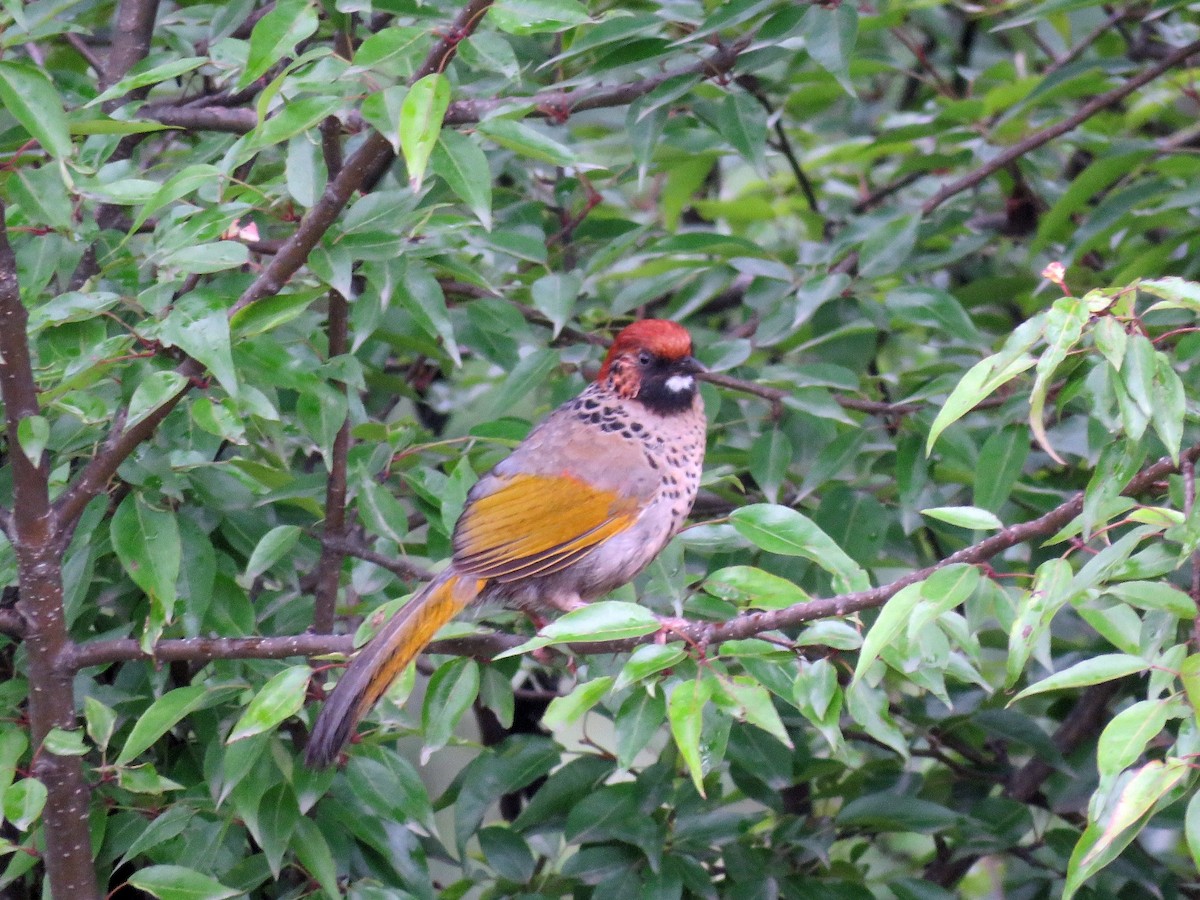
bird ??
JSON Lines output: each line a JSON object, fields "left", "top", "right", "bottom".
{"left": 305, "top": 319, "right": 708, "bottom": 767}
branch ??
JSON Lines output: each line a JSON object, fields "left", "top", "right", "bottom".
{"left": 58, "top": 0, "right": 499, "bottom": 534}
{"left": 54, "top": 363, "right": 200, "bottom": 536}
{"left": 922, "top": 37, "right": 1200, "bottom": 214}
{"left": 229, "top": 0, "right": 495, "bottom": 314}
{"left": 0, "top": 202, "right": 51, "bottom": 544}
{"left": 142, "top": 105, "right": 257, "bottom": 133}
{"left": 151, "top": 36, "right": 753, "bottom": 140}
{"left": 313, "top": 289, "right": 351, "bottom": 634}
{"left": 359, "top": 0, "right": 497, "bottom": 190}
{"left": 66, "top": 630, "right": 521, "bottom": 670}
{"left": 103, "top": 0, "right": 160, "bottom": 95}
{"left": 66, "top": 439, "right": 1200, "bottom": 671}
{"left": 0, "top": 205, "right": 99, "bottom": 899}
{"left": 443, "top": 36, "right": 750, "bottom": 126}
{"left": 323, "top": 534, "right": 435, "bottom": 582}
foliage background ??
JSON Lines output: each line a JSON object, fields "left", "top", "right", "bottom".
{"left": 2, "top": 0, "right": 1200, "bottom": 897}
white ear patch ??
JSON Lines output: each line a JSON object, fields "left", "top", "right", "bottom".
{"left": 665, "top": 374, "right": 695, "bottom": 393}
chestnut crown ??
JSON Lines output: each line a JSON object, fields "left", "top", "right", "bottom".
{"left": 597, "top": 320, "right": 704, "bottom": 415}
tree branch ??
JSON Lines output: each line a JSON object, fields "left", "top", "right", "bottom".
{"left": 323, "top": 534, "right": 435, "bottom": 582}
{"left": 65, "top": 441, "right": 1200, "bottom": 671}
{"left": 442, "top": 36, "right": 751, "bottom": 126}
{"left": 922, "top": 37, "right": 1200, "bottom": 214}
{"left": 0, "top": 204, "right": 100, "bottom": 900}
{"left": 140, "top": 34, "right": 751, "bottom": 140}
{"left": 53, "top": 362, "right": 200, "bottom": 536}
{"left": 103, "top": 0, "right": 160, "bottom": 94}
{"left": 313, "top": 290, "right": 351, "bottom": 634}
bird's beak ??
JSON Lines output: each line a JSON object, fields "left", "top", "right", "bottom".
{"left": 678, "top": 356, "right": 707, "bottom": 375}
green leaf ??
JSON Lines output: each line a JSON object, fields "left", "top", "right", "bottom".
{"left": 129, "top": 864, "right": 240, "bottom": 900}
{"left": 926, "top": 318, "right": 1043, "bottom": 454}
{"left": 400, "top": 73, "right": 450, "bottom": 190}
{"left": 920, "top": 506, "right": 1003, "bottom": 530}
{"left": 356, "top": 476, "right": 410, "bottom": 545}
{"left": 3, "top": 778, "right": 46, "bottom": 831}
{"left": 1096, "top": 699, "right": 1172, "bottom": 777}
{"left": 159, "top": 292, "right": 239, "bottom": 396}
{"left": 0, "top": 61, "right": 71, "bottom": 159}
{"left": 88, "top": 56, "right": 207, "bottom": 107}
{"left": 730, "top": 504, "right": 870, "bottom": 593}
{"left": 542, "top": 677, "right": 614, "bottom": 728}
{"left": 41, "top": 727, "right": 87, "bottom": 757}
{"left": 1107, "top": 581, "right": 1194, "bottom": 619}
{"left": 1180, "top": 654, "right": 1200, "bottom": 714}
{"left": 853, "top": 582, "right": 922, "bottom": 684}
{"left": 1006, "top": 558, "right": 1072, "bottom": 688}
{"left": 668, "top": 678, "right": 713, "bottom": 796}
{"left": 292, "top": 817, "right": 339, "bottom": 898}
{"left": 361, "top": 84, "right": 408, "bottom": 154}
{"left": 703, "top": 565, "right": 809, "bottom": 610}
{"left": 716, "top": 92, "right": 767, "bottom": 171}
{"left": 1150, "top": 353, "right": 1184, "bottom": 463}
{"left": 973, "top": 425, "right": 1030, "bottom": 513}
{"left": 801, "top": 3, "right": 858, "bottom": 94}
{"left": 1011, "top": 654, "right": 1149, "bottom": 702}
{"left": 1029, "top": 296, "right": 1088, "bottom": 464}
{"left": 748, "top": 429, "right": 792, "bottom": 504}
{"left": 1064, "top": 759, "right": 1188, "bottom": 899}
{"left": 111, "top": 495, "right": 181, "bottom": 629}
{"left": 1140, "top": 276, "right": 1200, "bottom": 312}
{"left": 84, "top": 697, "right": 118, "bottom": 751}
{"left": 243, "top": 525, "right": 302, "bottom": 585}
{"left": 1186, "top": 790, "right": 1200, "bottom": 872}
{"left": 477, "top": 118, "right": 578, "bottom": 166}
{"left": 490, "top": 0, "right": 591, "bottom": 35}
{"left": 126, "top": 370, "right": 189, "bottom": 430}
{"left": 859, "top": 213, "right": 921, "bottom": 278}
{"left": 529, "top": 273, "right": 580, "bottom": 339}
{"left": 433, "top": 130, "right": 493, "bottom": 228}
{"left": 499, "top": 601, "right": 661, "bottom": 658}
{"left": 613, "top": 643, "right": 687, "bottom": 692}
{"left": 161, "top": 241, "right": 249, "bottom": 276}
{"left": 15, "top": 415, "right": 48, "bottom": 464}
{"left": 227, "top": 666, "right": 311, "bottom": 743}
{"left": 1093, "top": 315, "right": 1128, "bottom": 372}
{"left": 422, "top": 658, "right": 480, "bottom": 761}
{"left": 116, "top": 686, "right": 208, "bottom": 764}
{"left": 239, "top": 0, "right": 318, "bottom": 89}
{"left": 401, "top": 259, "right": 460, "bottom": 365}
{"left": 721, "top": 676, "right": 793, "bottom": 748}
{"left": 615, "top": 689, "right": 665, "bottom": 769}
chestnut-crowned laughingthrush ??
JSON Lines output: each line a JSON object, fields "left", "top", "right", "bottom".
{"left": 305, "top": 319, "right": 707, "bottom": 767}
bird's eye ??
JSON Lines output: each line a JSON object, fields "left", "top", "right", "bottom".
{"left": 637, "top": 351, "right": 652, "bottom": 366}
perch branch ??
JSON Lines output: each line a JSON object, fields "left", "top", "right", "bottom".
{"left": 922, "top": 37, "right": 1200, "bottom": 214}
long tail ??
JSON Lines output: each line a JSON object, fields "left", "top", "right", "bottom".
{"left": 305, "top": 570, "right": 484, "bottom": 768}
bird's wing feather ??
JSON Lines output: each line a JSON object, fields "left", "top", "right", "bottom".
{"left": 452, "top": 472, "right": 640, "bottom": 581}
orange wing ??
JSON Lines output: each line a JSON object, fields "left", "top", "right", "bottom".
{"left": 452, "top": 472, "right": 639, "bottom": 583}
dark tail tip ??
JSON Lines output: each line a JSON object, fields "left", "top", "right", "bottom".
{"left": 304, "top": 696, "right": 355, "bottom": 769}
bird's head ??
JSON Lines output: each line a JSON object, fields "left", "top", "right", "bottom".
{"left": 597, "top": 319, "right": 706, "bottom": 414}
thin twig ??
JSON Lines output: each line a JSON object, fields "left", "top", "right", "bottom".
{"left": 922, "top": 37, "right": 1200, "bottom": 214}
{"left": 312, "top": 289, "right": 351, "bottom": 634}
{"left": 1185, "top": 458, "right": 1200, "bottom": 648}
{"left": 323, "top": 534, "right": 435, "bottom": 582}
{"left": 1043, "top": 7, "right": 1131, "bottom": 79}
